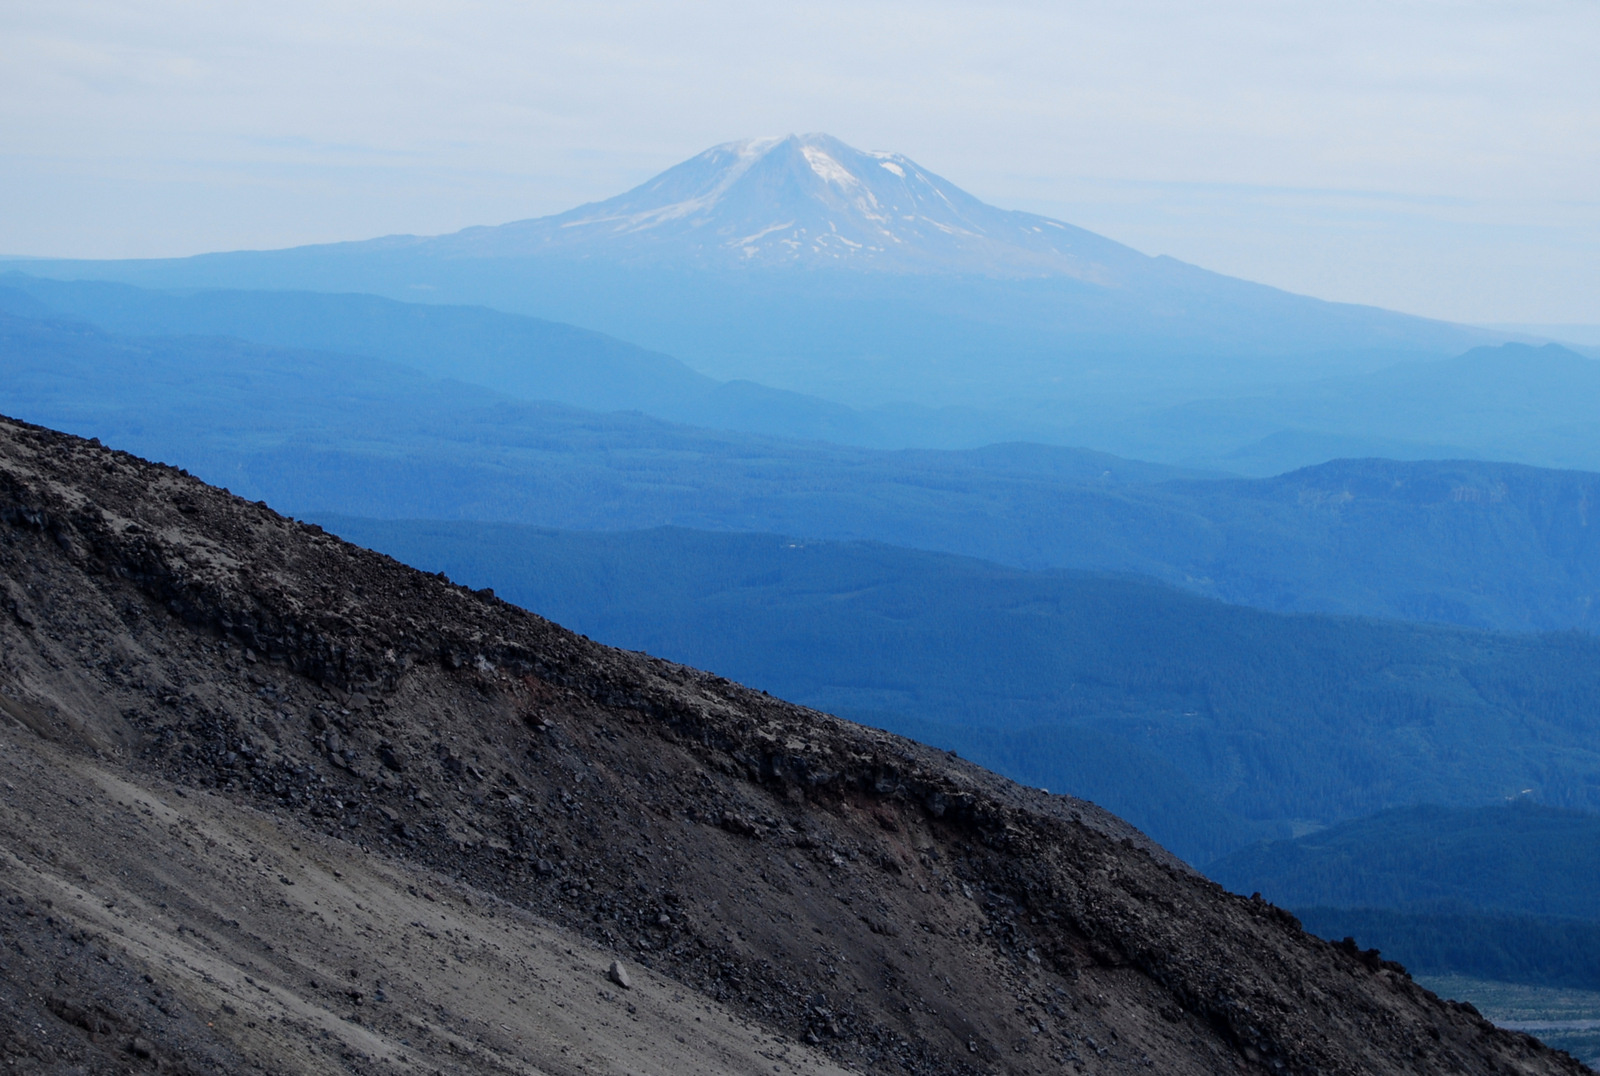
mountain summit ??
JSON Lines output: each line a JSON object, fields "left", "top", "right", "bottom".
{"left": 440, "top": 133, "right": 1143, "bottom": 278}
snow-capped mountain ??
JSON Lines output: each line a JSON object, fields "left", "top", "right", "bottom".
{"left": 4, "top": 133, "right": 1502, "bottom": 425}
{"left": 437, "top": 133, "right": 1144, "bottom": 278}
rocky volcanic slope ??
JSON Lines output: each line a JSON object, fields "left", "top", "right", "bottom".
{"left": 0, "top": 414, "right": 1586, "bottom": 1076}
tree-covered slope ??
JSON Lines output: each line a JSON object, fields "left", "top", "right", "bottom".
{"left": 1211, "top": 803, "right": 1600, "bottom": 990}
{"left": 1210, "top": 803, "right": 1600, "bottom": 920}
{"left": 1295, "top": 908, "right": 1600, "bottom": 993}
{"left": 316, "top": 518, "right": 1600, "bottom": 864}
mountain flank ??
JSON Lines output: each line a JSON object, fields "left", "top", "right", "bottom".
{"left": 0, "top": 414, "right": 1588, "bottom": 1075}
{"left": 433, "top": 133, "right": 1143, "bottom": 277}
{"left": 1211, "top": 804, "right": 1600, "bottom": 923}
{"left": 1111, "top": 342, "right": 1600, "bottom": 475}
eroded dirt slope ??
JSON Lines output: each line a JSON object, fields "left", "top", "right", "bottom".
{"left": 0, "top": 415, "right": 1588, "bottom": 1076}
{"left": 0, "top": 727, "right": 853, "bottom": 1075}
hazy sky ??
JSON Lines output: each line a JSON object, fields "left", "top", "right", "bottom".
{"left": 3, "top": 0, "right": 1597, "bottom": 324}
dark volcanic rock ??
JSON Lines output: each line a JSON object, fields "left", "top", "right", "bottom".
{"left": 0, "top": 413, "right": 1589, "bottom": 1076}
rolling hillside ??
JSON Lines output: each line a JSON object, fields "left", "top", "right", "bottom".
{"left": 4, "top": 306, "right": 1599, "bottom": 633}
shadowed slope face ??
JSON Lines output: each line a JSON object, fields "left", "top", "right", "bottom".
{"left": 0, "top": 415, "right": 1589, "bottom": 1075}
{"left": 443, "top": 134, "right": 1142, "bottom": 278}
{"left": 1208, "top": 804, "right": 1600, "bottom": 998}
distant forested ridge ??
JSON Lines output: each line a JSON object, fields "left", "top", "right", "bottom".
{"left": 1211, "top": 803, "right": 1600, "bottom": 920}
{"left": 3, "top": 306, "right": 1599, "bottom": 634}
{"left": 315, "top": 518, "right": 1600, "bottom": 865}
{"left": 1213, "top": 802, "right": 1600, "bottom": 989}
{"left": 1294, "top": 908, "right": 1600, "bottom": 992}
{"left": 7, "top": 272, "right": 1595, "bottom": 478}
{"left": 1097, "top": 342, "right": 1600, "bottom": 475}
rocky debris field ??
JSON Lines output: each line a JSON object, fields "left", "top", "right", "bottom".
{"left": 0, "top": 726, "right": 854, "bottom": 1076}
{"left": 0, "top": 413, "right": 1590, "bottom": 1076}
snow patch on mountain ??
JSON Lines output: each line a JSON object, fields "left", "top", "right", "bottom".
{"left": 441, "top": 133, "right": 1147, "bottom": 279}
{"left": 800, "top": 145, "right": 859, "bottom": 189}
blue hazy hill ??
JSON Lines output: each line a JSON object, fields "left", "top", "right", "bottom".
{"left": 0, "top": 273, "right": 1131, "bottom": 451}
{"left": 3, "top": 306, "right": 1600, "bottom": 634}
{"left": 0, "top": 273, "right": 906, "bottom": 447}
{"left": 7, "top": 271, "right": 1599, "bottom": 477}
{"left": 1098, "top": 342, "right": 1600, "bottom": 474}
